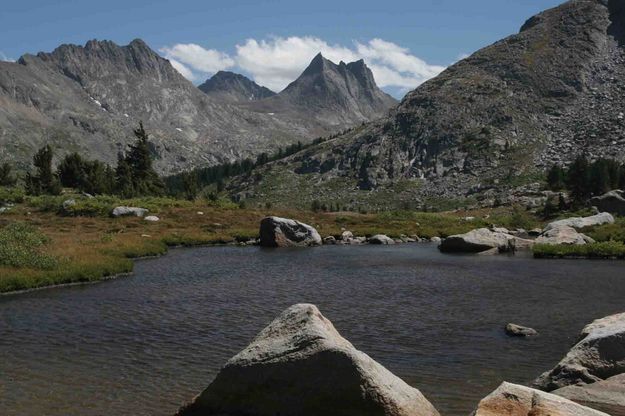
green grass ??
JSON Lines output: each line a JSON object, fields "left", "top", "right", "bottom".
{"left": 533, "top": 241, "right": 625, "bottom": 259}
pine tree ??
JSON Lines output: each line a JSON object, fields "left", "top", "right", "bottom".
{"left": 26, "top": 145, "right": 61, "bottom": 195}
{"left": 115, "top": 152, "right": 134, "bottom": 198}
{"left": 125, "top": 122, "right": 164, "bottom": 196}
{"left": 589, "top": 159, "right": 611, "bottom": 196}
{"left": 0, "top": 163, "right": 17, "bottom": 187}
{"left": 567, "top": 155, "right": 591, "bottom": 204}
{"left": 546, "top": 165, "right": 566, "bottom": 191}
{"left": 181, "top": 172, "right": 199, "bottom": 201}
{"left": 57, "top": 152, "right": 86, "bottom": 189}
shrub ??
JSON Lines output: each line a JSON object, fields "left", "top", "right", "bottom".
{"left": 0, "top": 222, "right": 57, "bottom": 269}
{"left": 533, "top": 241, "right": 625, "bottom": 259}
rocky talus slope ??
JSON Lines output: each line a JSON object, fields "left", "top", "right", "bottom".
{"left": 228, "top": 0, "right": 625, "bottom": 210}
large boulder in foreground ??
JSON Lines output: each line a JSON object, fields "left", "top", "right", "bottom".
{"left": 591, "top": 190, "right": 625, "bottom": 217}
{"left": 533, "top": 312, "right": 625, "bottom": 391}
{"left": 472, "top": 382, "right": 608, "bottom": 416}
{"left": 544, "top": 213, "right": 615, "bottom": 232}
{"left": 555, "top": 374, "right": 625, "bottom": 416}
{"left": 439, "top": 228, "right": 512, "bottom": 253}
{"left": 177, "top": 304, "right": 439, "bottom": 416}
{"left": 259, "top": 216, "right": 322, "bottom": 247}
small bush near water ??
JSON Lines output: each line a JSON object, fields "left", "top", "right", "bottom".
{"left": 0, "top": 222, "right": 57, "bottom": 269}
{"left": 533, "top": 241, "right": 625, "bottom": 259}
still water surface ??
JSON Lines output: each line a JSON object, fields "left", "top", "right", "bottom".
{"left": 1, "top": 244, "right": 624, "bottom": 416}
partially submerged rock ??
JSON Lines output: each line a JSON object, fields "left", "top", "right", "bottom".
{"left": 259, "top": 216, "right": 322, "bottom": 247}
{"left": 545, "top": 213, "right": 615, "bottom": 232}
{"left": 472, "top": 382, "right": 608, "bottom": 416}
{"left": 591, "top": 190, "right": 625, "bottom": 217}
{"left": 534, "top": 312, "right": 625, "bottom": 391}
{"left": 439, "top": 228, "right": 512, "bottom": 253}
{"left": 111, "top": 206, "right": 149, "bottom": 218}
{"left": 323, "top": 235, "right": 337, "bottom": 245}
{"left": 554, "top": 374, "right": 625, "bottom": 416}
{"left": 177, "top": 304, "right": 439, "bottom": 416}
{"left": 368, "top": 234, "right": 396, "bottom": 245}
{"left": 505, "top": 323, "right": 538, "bottom": 337}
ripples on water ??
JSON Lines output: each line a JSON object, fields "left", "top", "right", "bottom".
{"left": 1, "top": 244, "right": 624, "bottom": 416}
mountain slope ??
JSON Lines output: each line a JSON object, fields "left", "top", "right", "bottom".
{"left": 0, "top": 40, "right": 395, "bottom": 174}
{"left": 228, "top": 0, "right": 625, "bottom": 210}
{"left": 198, "top": 71, "right": 276, "bottom": 103}
{"left": 243, "top": 53, "right": 397, "bottom": 130}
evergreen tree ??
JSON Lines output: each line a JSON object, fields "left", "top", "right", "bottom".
{"left": 620, "top": 164, "right": 625, "bottom": 189}
{"left": 542, "top": 196, "right": 558, "bottom": 219}
{"left": 57, "top": 152, "right": 86, "bottom": 189}
{"left": 26, "top": 145, "right": 61, "bottom": 195}
{"left": 125, "top": 122, "right": 164, "bottom": 196}
{"left": 546, "top": 165, "right": 566, "bottom": 191}
{"left": 0, "top": 163, "right": 17, "bottom": 187}
{"left": 181, "top": 172, "right": 199, "bottom": 201}
{"left": 589, "top": 159, "right": 611, "bottom": 196}
{"left": 567, "top": 155, "right": 591, "bottom": 204}
{"left": 558, "top": 193, "right": 567, "bottom": 211}
{"left": 115, "top": 152, "right": 134, "bottom": 198}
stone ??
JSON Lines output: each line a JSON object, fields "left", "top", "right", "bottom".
{"left": 439, "top": 228, "right": 512, "bottom": 253}
{"left": 62, "top": 199, "right": 76, "bottom": 210}
{"left": 323, "top": 235, "right": 337, "bottom": 245}
{"left": 111, "top": 206, "right": 148, "bottom": 218}
{"left": 534, "top": 312, "right": 625, "bottom": 391}
{"left": 472, "top": 382, "right": 609, "bottom": 416}
{"left": 535, "top": 225, "right": 588, "bottom": 245}
{"left": 341, "top": 230, "right": 354, "bottom": 241}
{"left": 554, "top": 374, "right": 625, "bottom": 416}
{"left": 591, "top": 190, "right": 625, "bottom": 216}
{"left": 259, "top": 216, "right": 322, "bottom": 247}
{"left": 505, "top": 323, "right": 538, "bottom": 337}
{"left": 528, "top": 228, "right": 543, "bottom": 237}
{"left": 144, "top": 216, "right": 160, "bottom": 222}
{"left": 545, "top": 213, "right": 615, "bottom": 232}
{"left": 491, "top": 227, "right": 510, "bottom": 234}
{"left": 368, "top": 234, "right": 396, "bottom": 245}
{"left": 176, "top": 304, "right": 439, "bottom": 416}
{"left": 430, "top": 236, "right": 442, "bottom": 243}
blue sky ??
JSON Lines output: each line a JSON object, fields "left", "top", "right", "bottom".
{"left": 1, "top": 0, "right": 564, "bottom": 96}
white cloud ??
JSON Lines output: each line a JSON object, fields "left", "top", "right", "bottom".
{"left": 160, "top": 43, "right": 234, "bottom": 75}
{"left": 234, "top": 36, "right": 445, "bottom": 92}
{"left": 168, "top": 58, "right": 195, "bottom": 80}
{"left": 0, "top": 51, "right": 15, "bottom": 62}
{"left": 159, "top": 36, "right": 446, "bottom": 95}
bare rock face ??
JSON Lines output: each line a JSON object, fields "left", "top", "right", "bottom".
{"left": 472, "top": 382, "right": 609, "bottom": 416}
{"left": 439, "top": 228, "right": 512, "bottom": 253}
{"left": 533, "top": 312, "right": 625, "bottom": 391}
{"left": 177, "top": 304, "right": 439, "bottom": 416}
{"left": 555, "top": 374, "right": 625, "bottom": 416}
{"left": 259, "top": 216, "right": 322, "bottom": 247}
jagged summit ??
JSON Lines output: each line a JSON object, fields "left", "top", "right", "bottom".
{"left": 199, "top": 71, "right": 276, "bottom": 103}
{"left": 228, "top": 0, "right": 625, "bottom": 210}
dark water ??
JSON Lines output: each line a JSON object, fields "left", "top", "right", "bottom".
{"left": 1, "top": 244, "right": 624, "bottom": 416}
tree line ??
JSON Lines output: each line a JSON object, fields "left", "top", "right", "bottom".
{"left": 546, "top": 155, "right": 625, "bottom": 204}
{"left": 5, "top": 122, "right": 164, "bottom": 197}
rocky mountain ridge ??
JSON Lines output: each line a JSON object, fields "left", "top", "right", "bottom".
{"left": 198, "top": 71, "right": 276, "bottom": 103}
{"left": 0, "top": 40, "right": 394, "bottom": 174}
{"left": 228, "top": 0, "right": 625, "bottom": 210}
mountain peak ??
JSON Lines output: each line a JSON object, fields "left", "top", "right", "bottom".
{"left": 198, "top": 71, "right": 276, "bottom": 102}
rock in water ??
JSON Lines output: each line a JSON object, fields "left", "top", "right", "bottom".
{"left": 439, "top": 228, "right": 512, "bottom": 253}
{"left": 555, "top": 374, "right": 625, "bottom": 416}
{"left": 534, "top": 312, "right": 625, "bottom": 391}
{"left": 177, "top": 304, "right": 439, "bottom": 416}
{"left": 111, "top": 206, "right": 148, "bottom": 218}
{"left": 505, "top": 323, "right": 538, "bottom": 337}
{"left": 368, "top": 234, "right": 396, "bottom": 245}
{"left": 473, "top": 382, "right": 609, "bottom": 416}
{"left": 259, "top": 216, "right": 322, "bottom": 247}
